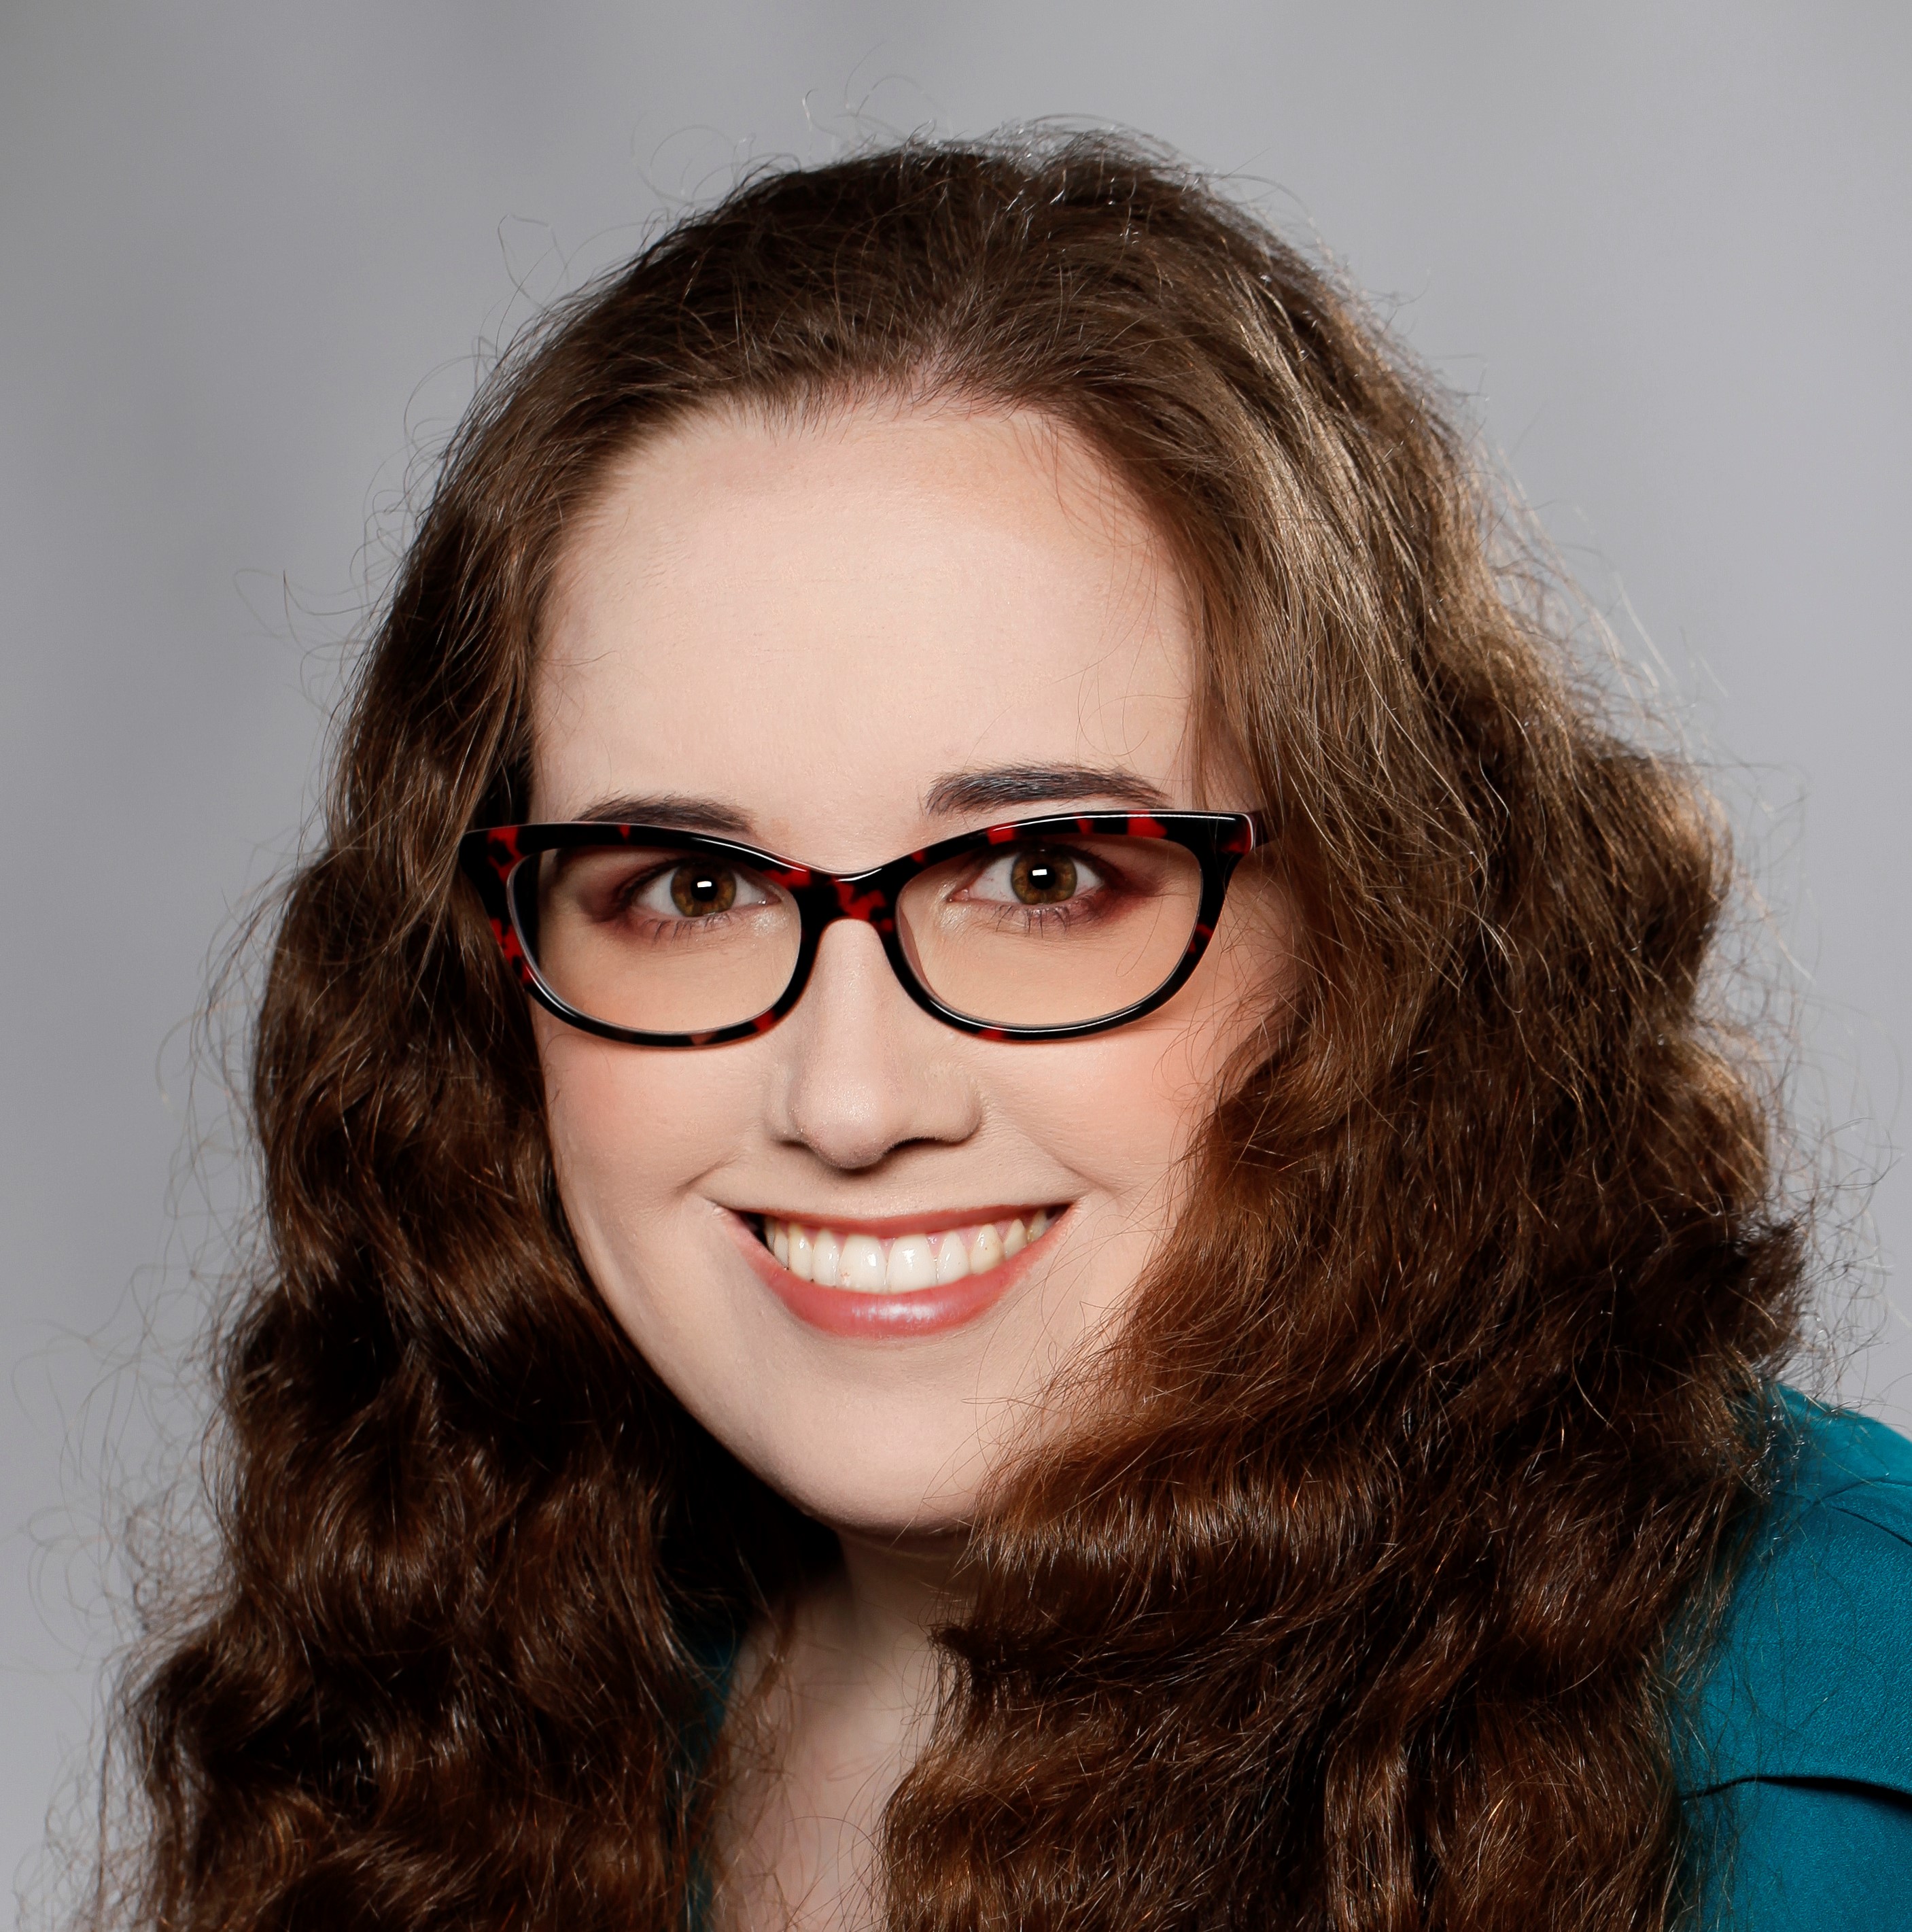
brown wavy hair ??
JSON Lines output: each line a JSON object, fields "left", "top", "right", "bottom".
{"left": 107, "top": 134, "right": 1805, "bottom": 1931}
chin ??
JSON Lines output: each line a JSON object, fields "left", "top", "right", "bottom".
{"left": 739, "top": 1436, "right": 990, "bottom": 1539}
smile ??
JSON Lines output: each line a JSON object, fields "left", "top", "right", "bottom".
{"left": 733, "top": 1205, "right": 1066, "bottom": 1339}
{"left": 754, "top": 1207, "right": 1056, "bottom": 1290}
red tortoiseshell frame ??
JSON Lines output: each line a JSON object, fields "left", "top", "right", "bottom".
{"left": 457, "top": 810, "right": 1267, "bottom": 1047}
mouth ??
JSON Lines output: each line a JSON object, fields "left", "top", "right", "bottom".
{"left": 753, "top": 1206, "right": 1058, "bottom": 1289}
{"left": 733, "top": 1204, "right": 1067, "bottom": 1338}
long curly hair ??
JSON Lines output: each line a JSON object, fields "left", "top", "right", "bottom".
{"left": 108, "top": 134, "right": 1804, "bottom": 1931}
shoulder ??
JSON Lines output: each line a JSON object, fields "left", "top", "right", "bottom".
{"left": 1678, "top": 1389, "right": 1912, "bottom": 1927}
{"left": 1682, "top": 1386, "right": 1912, "bottom": 1800}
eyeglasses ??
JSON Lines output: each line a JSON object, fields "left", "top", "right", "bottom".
{"left": 459, "top": 810, "right": 1267, "bottom": 1047}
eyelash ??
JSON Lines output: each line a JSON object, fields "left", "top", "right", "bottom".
{"left": 984, "top": 899, "right": 1101, "bottom": 935}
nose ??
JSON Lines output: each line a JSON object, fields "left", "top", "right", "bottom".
{"left": 770, "top": 920, "right": 980, "bottom": 1171}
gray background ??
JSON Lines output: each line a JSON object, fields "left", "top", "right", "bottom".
{"left": 3, "top": 0, "right": 1907, "bottom": 1909}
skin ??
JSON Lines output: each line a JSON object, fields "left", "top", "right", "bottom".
{"left": 532, "top": 402, "right": 1295, "bottom": 1927}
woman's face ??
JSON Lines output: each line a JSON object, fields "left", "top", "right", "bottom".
{"left": 532, "top": 404, "right": 1293, "bottom": 1536}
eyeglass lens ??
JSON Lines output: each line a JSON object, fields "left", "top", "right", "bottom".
{"left": 512, "top": 833, "right": 1206, "bottom": 1036}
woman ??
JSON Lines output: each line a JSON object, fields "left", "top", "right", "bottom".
{"left": 111, "top": 135, "right": 1911, "bottom": 1929}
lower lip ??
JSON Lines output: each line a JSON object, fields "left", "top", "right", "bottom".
{"left": 727, "top": 1211, "right": 1060, "bottom": 1339}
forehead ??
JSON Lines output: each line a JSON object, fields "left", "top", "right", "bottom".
{"left": 532, "top": 404, "right": 1198, "bottom": 866}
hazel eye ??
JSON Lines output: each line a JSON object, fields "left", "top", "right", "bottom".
{"left": 1009, "top": 849, "right": 1079, "bottom": 905}
{"left": 964, "top": 844, "right": 1105, "bottom": 909}
{"left": 625, "top": 858, "right": 774, "bottom": 922}
{"left": 668, "top": 863, "right": 738, "bottom": 918}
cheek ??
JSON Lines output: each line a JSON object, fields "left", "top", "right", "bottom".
{"left": 536, "top": 1019, "right": 751, "bottom": 1262}
{"left": 1034, "top": 891, "right": 1296, "bottom": 1198}
{"left": 993, "top": 1029, "right": 1214, "bottom": 1214}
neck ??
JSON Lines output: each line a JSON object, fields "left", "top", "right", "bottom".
{"left": 797, "top": 1525, "right": 965, "bottom": 1715}
{"left": 709, "top": 1527, "right": 965, "bottom": 1927}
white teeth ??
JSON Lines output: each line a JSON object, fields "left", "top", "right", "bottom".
{"left": 886, "top": 1233, "right": 938, "bottom": 1290}
{"left": 761, "top": 1211, "right": 1060, "bottom": 1292}
{"left": 811, "top": 1228, "right": 842, "bottom": 1288}
{"left": 839, "top": 1232, "right": 887, "bottom": 1291}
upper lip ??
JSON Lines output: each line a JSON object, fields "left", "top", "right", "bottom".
{"left": 731, "top": 1202, "right": 1063, "bottom": 1238}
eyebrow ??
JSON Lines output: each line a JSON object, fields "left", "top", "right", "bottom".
{"left": 568, "top": 792, "right": 756, "bottom": 836}
{"left": 922, "top": 764, "right": 1173, "bottom": 816}
{"left": 563, "top": 765, "right": 1173, "bottom": 842}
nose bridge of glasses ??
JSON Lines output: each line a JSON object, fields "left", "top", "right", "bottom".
{"left": 785, "top": 870, "right": 917, "bottom": 1016}
{"left": 790, "top": 869, "right": 899, "bottom": 936}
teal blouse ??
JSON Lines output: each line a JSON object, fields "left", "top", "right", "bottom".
{"left": 1678, "top": 1390, "right": 1912, "bottom": 1928}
